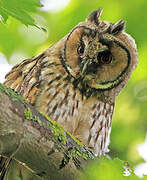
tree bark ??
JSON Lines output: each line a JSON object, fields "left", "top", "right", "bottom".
{"left": 0, "top": 83, "right": 95, "bottom": 180}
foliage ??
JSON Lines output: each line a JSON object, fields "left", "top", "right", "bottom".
{"left": 79, "top": 158, "right": 147, "bottom": 180}
{"left": 0, "top": 0, "right": 41, "bottom": 26}
{"left": 0, "top": 0, "right": 147, "bottom": 178}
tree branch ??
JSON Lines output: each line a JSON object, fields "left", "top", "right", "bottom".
{"left": 0, "top": 83, "right": 94, "bottom": 180}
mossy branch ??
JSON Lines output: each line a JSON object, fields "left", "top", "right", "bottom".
{"left": 0, "top": 83, "right": 95, "bottom": 180}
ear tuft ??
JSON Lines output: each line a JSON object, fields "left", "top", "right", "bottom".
{"left": 86, "top": 8, "right": 103, "bottom": 25}
{"left": 111, "top": 20, "right": 126, "bottom": 35}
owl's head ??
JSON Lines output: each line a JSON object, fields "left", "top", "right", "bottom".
{"left": 60, "top": 9, "right": 138, "bottom": 101}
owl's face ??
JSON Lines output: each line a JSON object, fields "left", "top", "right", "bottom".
{"left": 60, "top": 9, "right": 137, "bottom": 97}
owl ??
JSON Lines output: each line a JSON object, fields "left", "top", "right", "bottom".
{"left": 3, "top": 9, "right": 137, "bottom": 157}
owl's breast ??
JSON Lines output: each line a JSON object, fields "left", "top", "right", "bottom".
{"left": 72, "top": 98, "right": 114, "bottom": 156}
{"left": 34, "top": 56, "right": 114, "bottom": 156}
{"left": 35, "top": 60, "right": 84, "bottom": 134}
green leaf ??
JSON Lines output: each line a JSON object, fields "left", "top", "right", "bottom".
{"left": 0, "top": 8, "right": 8, "bottom": 22}
{"left": 0, "top": 0, "right": 42, "bottom": 26}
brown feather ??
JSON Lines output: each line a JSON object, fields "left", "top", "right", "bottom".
{"left": 1, "top": 9, "right": 138, "bottom": 178}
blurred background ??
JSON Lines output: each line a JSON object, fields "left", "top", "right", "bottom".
{"left": 0, "top": 0, "right": 147, "bottom": 177}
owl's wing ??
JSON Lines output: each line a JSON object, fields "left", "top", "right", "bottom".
{"left": 4, "top": 53, "right": 46, "bottom": 105}
{"left": 1, "top": 53, "right": 47, "bottom": 178}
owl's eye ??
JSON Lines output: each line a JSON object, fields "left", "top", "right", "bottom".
{"left": 97, "top": 50, "right": 112, "bottom": 64}
{"left": 77, "top": 43, "right": 85, "bottom": 56}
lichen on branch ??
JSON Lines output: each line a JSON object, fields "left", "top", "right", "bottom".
{"left": 0, "top": 83, "right": 95, "bottom": 180}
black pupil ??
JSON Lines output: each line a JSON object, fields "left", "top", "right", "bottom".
{"left": 97, "top": 50, "right": 112, "bottom": 64}
{"left": 78, "top": 44, "right": 85, "bottom": 55}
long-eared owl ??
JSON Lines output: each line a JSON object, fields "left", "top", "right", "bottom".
{"left": 4, "top": 9, "right": 137, "bottom": 156}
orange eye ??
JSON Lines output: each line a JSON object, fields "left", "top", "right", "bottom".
{"left": 97, "top": 50, "right": 112, "bottom": 64}
{"left": 77, "top": 44, "right": 85, "bottom": 56}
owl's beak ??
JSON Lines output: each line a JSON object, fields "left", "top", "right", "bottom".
{"left": 81, "top": 47, "right": 109, "bottom": 75}
{"left": 81, "top": 59, "right": 90, "bottom": 75}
